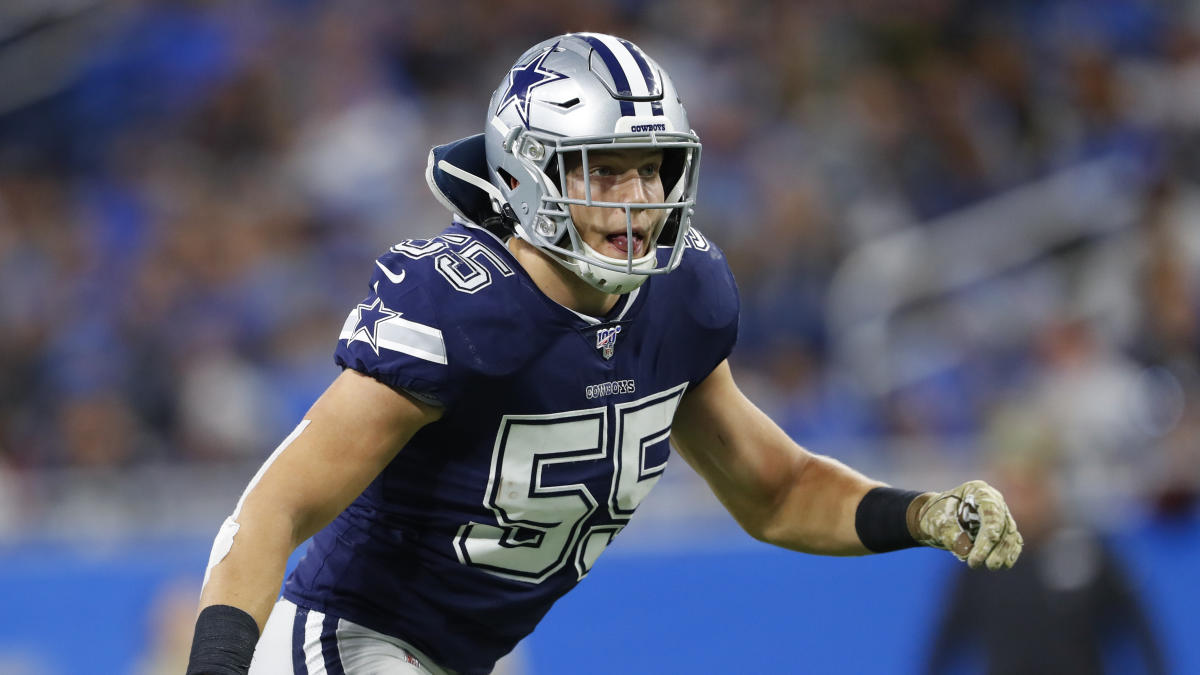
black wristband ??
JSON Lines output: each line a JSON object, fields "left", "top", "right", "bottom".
{"left": 186, "top": 604, "right": 260, "bottom": 675}
{"left": 855, "top": 487, "right": 924, "bottom": 553}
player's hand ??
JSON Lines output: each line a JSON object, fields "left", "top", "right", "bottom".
{"left": 910, "top": 480, "right": 1022, "bottom": 569}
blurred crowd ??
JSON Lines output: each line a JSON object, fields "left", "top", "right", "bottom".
{"left": 0, "top": 0, "right": 1197, "bottom": 529}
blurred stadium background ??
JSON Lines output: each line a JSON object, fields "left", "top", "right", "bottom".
{"left": 0, "top": 0, "right": 1198, "bottom": 673}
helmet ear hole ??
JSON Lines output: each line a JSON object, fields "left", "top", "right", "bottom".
{"left": 497, "top": 168, "right": 519, "bottom": 190}
{"left": 545, "top": 154, "right": 563, "bottom": 193}
{"left": 659, "top": 148, "right": 687, "bottom": 197}
{"left": 654, "top": 148, "right": 690, "bottom": 246}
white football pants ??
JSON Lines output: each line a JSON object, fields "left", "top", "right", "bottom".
{"left": 249, "top": 598, "right": 449, "bottom": 675}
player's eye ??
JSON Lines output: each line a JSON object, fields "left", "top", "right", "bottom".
{"left": 589, "top": 165, "right": 614, "bottom": 177}
{"left": 638, "top": 163, "right": 660, "bottom": 178}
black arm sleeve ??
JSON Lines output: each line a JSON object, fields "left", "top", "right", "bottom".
{"left": 186, "top": 604, "right": 260, "bottom": 675}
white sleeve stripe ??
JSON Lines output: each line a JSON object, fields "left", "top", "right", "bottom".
{"left": 339, "top": 310, "right": 449, "bottom": 365}
{"left": 382, "top": 314, "right": 443, "bottom": 340}
{"left": 373, "top": 334, "right": 447, "bottom": 365}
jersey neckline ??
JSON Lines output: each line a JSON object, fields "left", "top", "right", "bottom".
{"left": 455, "top": 219, "right": 649, "bottom": 327}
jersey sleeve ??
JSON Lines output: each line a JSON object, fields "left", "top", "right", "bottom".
{"left": 334, "top": 253, "right": 461, "bottom": 406}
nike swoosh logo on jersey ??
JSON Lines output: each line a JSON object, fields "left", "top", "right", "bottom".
{"left": 375, "top": 260, "right": 406, "bottom": 284}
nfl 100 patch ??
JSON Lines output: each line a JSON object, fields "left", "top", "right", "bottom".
{"left": 595, "top": 325, "right": 622, "bottom": 360}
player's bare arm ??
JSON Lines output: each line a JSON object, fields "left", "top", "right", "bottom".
{"left": 672, "top": 359, "right": 880, "bottom": 554}
{"left": 191, "top": 370, "right": 441, "bottom": 666}
{"left": 673, "top": 359, "right": 1024, "bottom": 566}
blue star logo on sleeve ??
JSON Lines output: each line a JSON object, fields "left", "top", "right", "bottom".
{"left": 497, "top": 43, "right": 567, "bottom": 128}
{"left": 352, "top": 297, "right": 398, "bottom": 355}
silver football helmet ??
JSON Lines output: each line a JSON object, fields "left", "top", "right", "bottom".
{"left": 479, "top": 33, "right": 701, "bottom": 294}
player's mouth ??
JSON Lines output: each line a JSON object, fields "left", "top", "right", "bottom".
{"left": 606, "top": 230, "right": 646, "bottom": 257}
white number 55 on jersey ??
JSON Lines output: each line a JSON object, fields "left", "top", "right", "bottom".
{"left": 454, "top": 384, "right": 687, "bottom": 583}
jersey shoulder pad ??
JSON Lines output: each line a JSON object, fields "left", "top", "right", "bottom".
{"left": 387, "top": 227, "right": 542, "bottom": 374}
{"left": 671, "top": 228, "right": 740, "bottom": 331}
{"left": 649, "top": 228, "right": 740, "bottom": 387}
{"left": 335, "top": 226, "right": 536, "bottom": 404}
{"left": 335, "top": 248, "right": 455, "bottom": 404}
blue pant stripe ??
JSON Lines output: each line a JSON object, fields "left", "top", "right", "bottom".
{"left": 320, "top": 613, "right": 346, "bottom": 675}
{"left": 291, "top": 606, "right": 309, "bottom": 675}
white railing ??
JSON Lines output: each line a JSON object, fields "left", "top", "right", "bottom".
{"left": 826, "top": 156, "right": 1143, "bottom": 395}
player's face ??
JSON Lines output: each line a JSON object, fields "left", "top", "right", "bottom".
{"left": 563, "top": 149, "right": 666, "bottom": 260}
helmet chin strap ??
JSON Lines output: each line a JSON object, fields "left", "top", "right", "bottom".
{"left": 570, "top": 240, "right": 657, "bottom": 294}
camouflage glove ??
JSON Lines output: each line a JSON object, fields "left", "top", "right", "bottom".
{"left": 907, "top": 480, "right": 1023, "bottom": 569}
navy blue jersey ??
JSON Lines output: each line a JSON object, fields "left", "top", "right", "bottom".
{"left": 284, "top": 222, "right": 738, "bottom": 674}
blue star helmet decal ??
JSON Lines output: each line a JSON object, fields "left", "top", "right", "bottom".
{"left": 497, "top": 43, "right": 567, "bottom": 128}
{"left": 353, "top": 297, "right": 398, "bottom": 355}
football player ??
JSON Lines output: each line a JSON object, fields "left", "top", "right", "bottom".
{"left": 187, "top": 33, "right": 1023, "bottom": 675}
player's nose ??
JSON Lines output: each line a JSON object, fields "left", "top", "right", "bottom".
{"left": 618, "top": 170, "right": 653, "bottom": 205}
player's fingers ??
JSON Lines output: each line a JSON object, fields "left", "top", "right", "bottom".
{"left": 983, "top": 512, "right": 1023, "bottom": 570}
{"left": 985, "top": 533, "right": 1015, "bottom": 570}
{"left": 965, "top": 497, "right": 1008, "bottom": 569}
{"left": 1002, "top": 515, "right": 1024, "bottom": 568}
{"left": 1003, "top": 531, "right": 1023, "bottom": 568}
